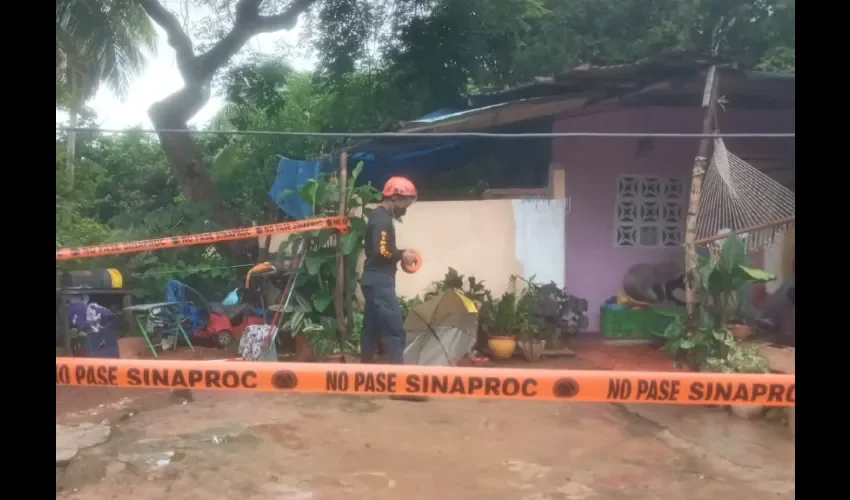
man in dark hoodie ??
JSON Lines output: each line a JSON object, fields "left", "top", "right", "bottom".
{"left": 360, "top": 176, "right": 419, "bottom": 366}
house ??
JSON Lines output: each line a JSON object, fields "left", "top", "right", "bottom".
{"left": 270, "top": 53, "right": 795, "bottom": 333}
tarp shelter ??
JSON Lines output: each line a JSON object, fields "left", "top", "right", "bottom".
{"left": 267, "top": 109, "right": 552, "bottom": 216}
{"left": 347, "top": 110, "right": 554, "bottom": 189}
{"left": 403, "top": 290, "right": 479, "bottom": 366}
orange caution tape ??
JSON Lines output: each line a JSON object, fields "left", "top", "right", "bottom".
{"left": 56, "top": 216, "right": 349, "bottom": 261}
{"left": 55, "top": 358, "right": 795, "bottom": 406}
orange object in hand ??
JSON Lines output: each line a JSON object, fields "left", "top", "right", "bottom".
{"left": 402, "top": 249, "right": 422, "bottom": 274}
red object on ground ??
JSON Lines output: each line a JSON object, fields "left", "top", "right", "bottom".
{"left": 192, "top": 305, "right": 265, "bottom": 349}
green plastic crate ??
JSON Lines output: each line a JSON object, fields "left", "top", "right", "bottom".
{"left": 600, "top": 306, "right": 648, "bottom": 338}
{"left": 642, "top": 306, "right": 687, "bottom": 337}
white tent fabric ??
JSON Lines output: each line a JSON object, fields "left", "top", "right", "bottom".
{"left": 403, "top": 290, "right": 479, "bottom": 366}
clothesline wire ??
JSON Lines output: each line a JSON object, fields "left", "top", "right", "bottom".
{"left": 56, "top": 126, "right": 795, "bottom": 139}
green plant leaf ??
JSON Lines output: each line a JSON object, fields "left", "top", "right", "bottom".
{"left": 310, "top": 229, "right": 334, "bottom": 248}
{"left": 294, "top": 292, "right": 312, "bottom": 311}
{"left": 720, "top": 235, "right": 747, "bottom": 271}
{"left": 299, "top": 180, "right": 319, "bottom": 207}
{"left": 351, "top": 161, "right": 364, "bottom": 183}
{"left": 732, "top": 265, "right": 776, "bottom": 283}
{"left": 706, "top": 267, "right": 733, "bottom": 297}
{"left": 341, "top": 231, "right": 360, "bottom": 255}
{"left": 312, "top": 289, "right": 333, "bottom": 313}
{"left": 306, "top": 252, "right": 334, "bottom": 275}
{"left": 349, "top": 216, "right": 367, "bottom": 235}
{"left": 286, "top": 311, "right": 305, "bottom": 336}
{"left": 320, "top": 316, "right": 338, "bottom": 337}
{"left": 697, "top": 258, "right": 716, "bottom": 290}
{"left": 698, "top": 308, "right": 715, "bottom": 330}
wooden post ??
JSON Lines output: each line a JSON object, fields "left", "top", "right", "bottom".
{"left": 684, "top": 66, "right": 720, "bottom": 324}
{"left": 335, "top": 152, "right": 349, "bottom": 342}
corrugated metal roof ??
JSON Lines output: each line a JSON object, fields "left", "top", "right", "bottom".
{"left": 399, "top": 52, "right": 794, "bottom": 133}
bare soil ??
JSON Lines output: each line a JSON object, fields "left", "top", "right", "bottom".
{"left": 56, "top": 356, "right": 795, "bottom": 500}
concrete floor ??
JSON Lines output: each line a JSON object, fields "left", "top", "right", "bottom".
{"left": 56, "top": 386, "right": 794, "bottom": 500}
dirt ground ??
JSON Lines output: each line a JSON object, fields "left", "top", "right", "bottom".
{"left": 56, "top": 362, "right": 795, "bottom": 500}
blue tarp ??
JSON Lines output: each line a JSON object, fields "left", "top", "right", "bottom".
{"left": 268, "top": 157, "right": 321, "bottom": 219}
{"left": 266, "top": 106, "right": 546, "bottom": 205}
{"left": 348, "top": 139, "right": 475, "bottom": 188}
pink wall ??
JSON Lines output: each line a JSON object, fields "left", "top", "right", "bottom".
{"left": 552, "top": 107, "right": 795, "bottom": 331}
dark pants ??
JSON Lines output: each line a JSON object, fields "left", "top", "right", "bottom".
{"left": 360, "top": 271, "right": 406, "bottom": 364}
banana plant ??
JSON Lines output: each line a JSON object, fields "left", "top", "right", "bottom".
{"left": 697, "top": 235, "right": 776, "bottom": 327}
{"left": 277, "top": 161, "right": 381, "bottom": 347}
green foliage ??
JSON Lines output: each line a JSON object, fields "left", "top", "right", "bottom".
{"left": 278, "top": 161, "right": 381, "bottom": 353}
{"left": 307, "top": 0, "right": 795, "bottom": 103}
{"left": 399, "top": 295, "right": 424, "bottom": 321}
{"left": 479, "top": 275, "right": 540, "bottom": 339}
{"left": 655, "top": 236, "right": 775, "bottom": 373}
{"left": 56, "top": 0, "right": 157, "bottom": 109}
{"left": 423, "top": 267, "right": 493, "bottom": 304}
{"left": 697, "top": 236, "right": 776, "bottom": 326}
{"left": 657, "top": 314, "right": 768, "bottom": 374}
{"left": 55, "top": 127, "right": 242, "bottom": 302}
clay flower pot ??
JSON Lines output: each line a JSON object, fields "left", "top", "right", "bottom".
{"left": 294, "top": 334, "right": 314, "bottom": 361}
{"left": 517, "top": 339, "right": 547, "bottom": 362}
{"left": 729, "top": 323, "right": 752, "bottom": 341}
{"left": 324, "top": 354, "right": 345, "bottom": 363}
{"left": 488, "top": 336, "right": 517, "bottom": 360}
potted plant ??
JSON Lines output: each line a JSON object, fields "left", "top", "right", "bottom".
{"left": 530, "top": 281, "right": 589, "bottom": 349}
{"left": 424, "top": 268, "right": 492, "bottom": 305}
{"left": 479, "top": 276, "right": 539, "bottom": 361}
{"left": 514, "top": 278, "right": 547, "bottom": 362}
{"left": 481, "top": 294, "right": 517, "bottom": 359}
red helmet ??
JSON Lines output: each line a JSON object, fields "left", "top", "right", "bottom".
{"left": 382, "top": 176, "right": 418, "bottom": 199}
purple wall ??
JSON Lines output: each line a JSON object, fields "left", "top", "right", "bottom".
{"left": 552, "top": 107, "right": 795, "bottom": 331}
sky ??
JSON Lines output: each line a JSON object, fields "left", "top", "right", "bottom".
{"left": 56, "top": 10, "right": 315, "bottom": 130}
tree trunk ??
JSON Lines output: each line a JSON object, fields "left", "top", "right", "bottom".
{"left": 148, "top": 86, "right": 254, "bottom": 257}
{"left": 137, "top": 0, "right": 317, "bottom": 259}
{"left": 66, "top": 95, "right": 79, "bottom": 188}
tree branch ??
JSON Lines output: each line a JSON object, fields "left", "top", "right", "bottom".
{"left": 195, "top": 0, "right": 317, "bottom": 81}
{"left": 257, "top": 0, "right": 316, "bottom": 33}
{"left": 137, "top": 0, "right": 197, "bottom": 79}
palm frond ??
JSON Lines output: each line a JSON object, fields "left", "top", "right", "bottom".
{"left": 56, "top": 0, "right": 158, "bottom": 103}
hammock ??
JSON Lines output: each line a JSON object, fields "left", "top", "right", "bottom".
{"left": 696, "top": 138, "right": 795, "bottom": 251}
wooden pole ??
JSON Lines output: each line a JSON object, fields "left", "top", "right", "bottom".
{"left": 334, "top": 152, "right": 349, "bottom": 342}
{"left": 684, "top": 66, "right": 719, "bottom": 324}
